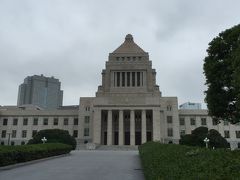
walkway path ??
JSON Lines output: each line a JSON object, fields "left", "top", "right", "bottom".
{"left": 0, "top": 150, "right": 144, "bottom": 180}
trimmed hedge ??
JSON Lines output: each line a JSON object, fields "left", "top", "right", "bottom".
{"left": 139, "top": 142, "right": 240, "bottom": 180}
{"left": 0, "top": 143, "right": 72, "bottom": 167}
{"left": 180, "top": 126, "right": 228, "bottom": 148}
{"left": 28, "top": 129, "right": 76, "bottom": 150}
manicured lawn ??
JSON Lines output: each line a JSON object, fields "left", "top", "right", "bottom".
{"left": 0, "top": 143, "right": 72, "bottom": 167}
{"left": 139, "top": 142, "right": 240, "bottom": 180}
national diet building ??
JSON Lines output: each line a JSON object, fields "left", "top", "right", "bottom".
{"left": 1, "top": 34, "right": 240, "bottom": 149}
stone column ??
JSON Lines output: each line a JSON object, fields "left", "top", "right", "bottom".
{"left": 130, "top": 110, "right": 135, "bottom": 145}
{"left": 93, "top": 108, "right": 101, "bottom": 144}
{"left": 107, "top": 110, "right": 112, "bottom": 145}
{"left": 141, "top": 110, "right": 146, "bottom": 144}
{"left": 153, "top": 108, "right": 161, "bottom": 141}
{"left": 118, "top": 110, "right": 124, "bottom": 145}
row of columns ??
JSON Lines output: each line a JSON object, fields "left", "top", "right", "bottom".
{"left": 113, "top": 72, "right": 145, "bottom": 87}
{"left": 93, "top": 108, "right": 161, "bottom": 146}
{"left": 107, "top": 109, "right": 147, "bottom": 146}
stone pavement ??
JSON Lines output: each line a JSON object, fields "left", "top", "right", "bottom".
{"left": 0, "top": 150, "right": 145, "bottom": 180}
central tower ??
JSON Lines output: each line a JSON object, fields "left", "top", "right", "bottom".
{"left": 96, "top": 34, "right": 161, "bottom": 96}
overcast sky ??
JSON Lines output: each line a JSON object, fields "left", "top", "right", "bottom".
{"left": 0, "top": 0, "right": 239, "bottom": 108}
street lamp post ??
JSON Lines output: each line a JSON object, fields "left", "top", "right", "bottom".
{"left": 41, "top": 137, "right": 47, "bottom": 144}
{"left": 204, "top": 137, "right": 210, "bottom": 148}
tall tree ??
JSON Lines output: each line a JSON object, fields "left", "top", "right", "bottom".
{"left": 204, "top": 24, "right": 240, "bottom": 124}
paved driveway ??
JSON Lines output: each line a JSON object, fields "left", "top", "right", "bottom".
{"left": 0, "top": 150, "right": 144, "bottom": 180}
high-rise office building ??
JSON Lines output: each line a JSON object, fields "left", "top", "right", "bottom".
{"left": 17, "top": 75, "right": 63, "bottom": 109}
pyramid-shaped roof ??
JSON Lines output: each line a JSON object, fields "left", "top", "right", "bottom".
{"left": 112, "top": 34, "right": 146, "bottom": 54}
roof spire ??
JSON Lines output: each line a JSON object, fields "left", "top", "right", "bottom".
{"left": 125, "top": 34, "right": 134, "bottom": 42}
{"left": 112, "top": 34, "right": 146, "bottom": 54}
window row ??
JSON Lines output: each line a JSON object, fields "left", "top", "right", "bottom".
{"left": 113, "top": 71, "right": 144, "bottom": 87}
{"left": 1, "top": 128, "right": 90, "bottom": 139}
{"left": 223, "top": 130, "right": 240, "bottom": 139}
{"left": 1, "top": 117, "right": 79, "bottom": 126}
{"left": 115, "top": 56, "right": 142, "bottom": 61}
{"left": 179, "top": 117, "right": 229, "bottom": 126}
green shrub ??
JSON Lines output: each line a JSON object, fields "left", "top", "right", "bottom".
{"left": 28, "top": 129, "right": 76, "bottom": 149}
{"left": 139, "top": 142, "right": 240, "bottom": 180}
{"left": 179, "top": 126, "right": 228, "bottom": 148}
{"left": 0, "top": 143, "right": 72, "bottom": 167}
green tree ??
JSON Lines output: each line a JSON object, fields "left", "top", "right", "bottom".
{"left": 28, "top": 129, "right": 76, "bottom": 149}
{"left": 203, "top": 24, "right": 240, "bottom": 124}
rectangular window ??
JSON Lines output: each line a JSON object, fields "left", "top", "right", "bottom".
{"left": 132, "top": 72, "right": 135, "bottom": 86}
{"left": 23, "top": 118, "right": 28, "bottom": 125}
{"left": 43, "top": 118, "right": 48, "bottom": 125}
{"left": 74, "top": 118, "right": 78, "bottom": 125}
{"left": 137, "top": 72, "right": 140, "bottom": 86}
{"left": 54, "top": 118, "right": 58, "bottom": 125}
{"left": 122, "top": 72, "right": 125, "bottom": 87}
{"left": 73, "top": 130, "right": 78, "bottom": 138}
{"left": 212, "top": 119, "right": 218, "bottom": 126}
{"left": 84, "top": 128, "right": 89, "bottom": 137}
{"left": 33, "top": 118, "right": 38, "bottom": 125}
{"left": 1, "top": 130, "right": 6, "bottom": 138}
{"left": 3, "top": 118, "right": 8, "bottom": 125}
{"left": 236, "top": 131, "right": 240, "bottom": 138}
{"left": 32, "top": 130, "right": 37, "bottom": 137}
{"left": 201, "top": 118, "right": 207, "bottom": 125}
{"left": 224, "top": 130, "right": 230, "bottom": 138}
{"left": 13, "top": 118, "right": 18, "bottom": 125}
{"left": 180, "top": 118, "right": 185, "bottom": 126}
{"left": 64, "top": 118, "right": 69, "bottom": 125}
{"left": 22, "top": 130, "right": 27, "bottom": 138}
{"left": 85, "top": 116, "right": 90, "bottom": 124}
{"left": 190, "top": 118, "right": 196, "bottom": 125}
{"left": 167, "top": 128, "right": 173, "bottom": 137}
{"left": 117, "top": 72, "right": 120, "bottom": 87}
{"left": 180, "top": 130, "right": 185, "bottom": 136}
{"left": 114, "top": 72, "right": 116, "bottom": 87}
{"left": 127, "top": 72, "right": 130, "bottom": 86}
{"left": 224, "top": 121, "right": 229, "bottom": 126}
{"left": 167, "top": 116, "right": 173, "bottom": 124}
{"left": 12, "top": 130, "right": 17, "bottom": 138}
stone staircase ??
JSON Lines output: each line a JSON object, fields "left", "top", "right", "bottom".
{"left": 96, "top": 145, "right": 139, "bottom": 151}
{"left": 75, "top": 144, "right": 139, "bottom": 151}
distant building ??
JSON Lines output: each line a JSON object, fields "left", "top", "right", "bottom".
{"left": 17, "top": 75, "right": 63, "bottom": 109}
{"left": 179, "top": 102, "right": 201, "bottom": 110}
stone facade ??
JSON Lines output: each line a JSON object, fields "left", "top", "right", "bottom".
{"left": 1, "top": 34, "right": 240, "bottom": 149}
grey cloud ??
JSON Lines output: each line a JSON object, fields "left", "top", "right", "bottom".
{"left": 0, "top": 0, "right": 240, "bottom": 108}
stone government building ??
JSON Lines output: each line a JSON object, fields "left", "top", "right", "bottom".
{"left": 1, "top": 34, "right": 240, "bottom": 149}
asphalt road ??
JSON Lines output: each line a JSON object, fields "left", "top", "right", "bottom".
{"left": 0, "top": 150, "right": 145, "bottom": 180}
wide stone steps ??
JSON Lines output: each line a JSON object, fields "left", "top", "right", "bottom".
{"left": 75, "top": 144, "right": 139, "bottom": 151}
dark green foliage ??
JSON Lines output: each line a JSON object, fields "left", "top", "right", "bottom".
{"left": 139, "top": 142, "right": 240, "bottom": 180}
{"left": 204, "top": 24, "right": 240, "bottom": 124}
{"left": 179, "top": 126, "right": 228, "bottom": 148}
{"left": 208, "top": 129, "right": 229, "bottom": 148}
{"left": 0, "top": 143, "right": 72, "bottom": 167}
{"left": 28, "top": 129, "right": 76, "bottom": 149}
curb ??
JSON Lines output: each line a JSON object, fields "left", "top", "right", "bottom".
{"left": 0, "top": 153, "right": 71, "bottom": 171}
